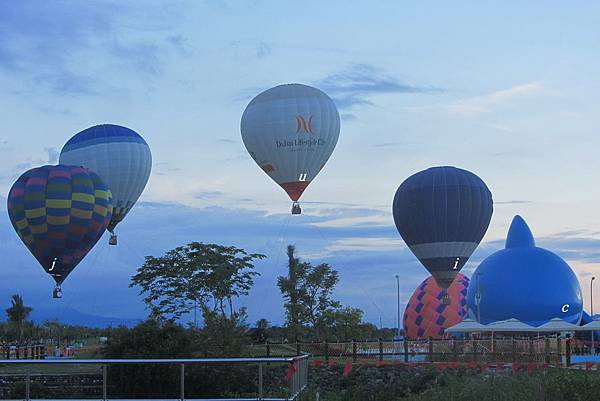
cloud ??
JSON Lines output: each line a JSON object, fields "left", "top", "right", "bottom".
{"left": 256, "top": 42, "right": 272, "bottom": 58}
{"left": 193, "top": 191, "right": 224, "bottom": 200}
{"left": 316, "top": 64, "right": 443, "bottom": 109}
{"left": 495, "top": 200, "right": 534, "bottom": 205}
{"left": 0, "top": 2, "right": 174, "bottom": 96}
{"left": 309, "top": 236, "right": 403, "bottom": 258}
{"left": 44, "top": 147, "right": 59, "bottom": 164}
{"left": 110, "top": 42, "right": 162, "bottom": 76}
{"left": 446, "top": 82, "right": 546, "bottom": 114}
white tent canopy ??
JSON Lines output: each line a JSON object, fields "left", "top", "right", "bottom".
{"left": 445, "top": 318, "right": 491, "bottom": 333}
{"left": 485, "top": 318, "right": 537, "bottom": 332}
{"left": 446, "top": 317, "right": 599, "bottom": 334}
{"left": 536, "top": 317, "right": 582, "bottom": 332}
{"left": 581, "top": 320, "right": 600, "bottom": 331}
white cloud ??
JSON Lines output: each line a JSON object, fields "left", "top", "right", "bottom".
{"left": 446, "top": 82, "right": 547, "bottom": 114}
{"left": 306, "top": 236, "right": 403, "bottom": 259}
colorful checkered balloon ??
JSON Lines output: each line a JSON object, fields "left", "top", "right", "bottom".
{"left": 7, "top": 165, "right": 113, "bottom": 286}
{"left": 403, "top": 273, "right": 469, "bottom": 339}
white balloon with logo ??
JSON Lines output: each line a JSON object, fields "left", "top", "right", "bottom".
{"left": 241, "top": 83, "right": 340, "bottom": 214}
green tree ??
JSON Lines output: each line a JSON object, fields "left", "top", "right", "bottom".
{"left": 6, "top": 294, "right": 32, "bottom": 342}
{"left": 253, "top": 318, "right": 270, "bottom": 343}
{"left": 278, "top": 246, "right": 340, "bottom": 341}
{"left": 319, "top": 307, "right": 378, "bottom": 341}
{"left": 199, "top": 307, "right": 249, "bottom": 356}
{"left": 130, "top": 242, "right": 264, "bottom": 321}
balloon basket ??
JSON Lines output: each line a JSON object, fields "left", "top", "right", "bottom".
{"left": 53, "top": 286, "right": 63, "bottom": 299}
{"left": 291, "top": 202, "right": 302, "bottom": 215}
{"left": 109, "top": 234, "right": 118, "bottom": 246}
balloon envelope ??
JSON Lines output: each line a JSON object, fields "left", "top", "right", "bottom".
{"left": 403, "top": 273, "right": 469, "bottom": 339}
{"left": 59, "top": 124, "right": 151, "bottom": 232}
{"left": 241, "top": 84, "right": 340, "bottom": 203}
{"left": 393, "top": 166, "right": 493, "bottom": 289}
{"left": 466, "top": 215, "right": 583, "bottom": 326}
{"left": 7, "top": 165, "right": 113, "bottom": 285}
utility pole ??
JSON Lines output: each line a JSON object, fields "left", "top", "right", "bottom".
{"left": 475, "top": 272, "right": 482, "bottom": 323}
{"left": 395, "top": 275, "right": 400, "bottom": 338}
{"left": 591, "top": 277, "right": 596, "bottom": 353}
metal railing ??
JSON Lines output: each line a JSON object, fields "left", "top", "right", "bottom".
{"left": 0, "top": 355, "right": 309, "bottom": 401}
{"left": 248, "top": 338, "right": 564, "bottom": 365}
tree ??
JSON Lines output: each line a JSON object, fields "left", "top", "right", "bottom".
{"left": 252, "top": 318, "right": 270, "bottom": 343}
{"left": 6, "top": 294, "right": 32, "bottom": 342}
{"left": 319, "top": 307, "right": 378, "bottom": 341}
{"left": 278, "top": 246, "right": 303, "bottom": 340}
{"left": 130, "top": 242, "right": 264, "bottom": 321}
{"left": 277, "top": 246, "right": 340, "bottom": 341}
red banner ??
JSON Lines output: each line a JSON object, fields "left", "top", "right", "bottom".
{"left": 343, "top": 361, "right": 353, "bottom": 377}
{"left": 512, "top": 363, "right": 521, "bottom": 374}
{"left": 285, "top": 362, "right": 296, "bottom": 381}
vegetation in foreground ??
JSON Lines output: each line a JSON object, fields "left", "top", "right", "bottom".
{"left": 300, "top": 364, "right": 600, "bottom": 401}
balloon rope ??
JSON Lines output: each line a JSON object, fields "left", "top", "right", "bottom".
{"left": 253, "top": 212, "right": 292, "bottom": 321}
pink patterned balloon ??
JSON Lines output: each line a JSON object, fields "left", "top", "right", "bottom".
{"left": 403, "top": 273, "right": 469, "bottom": 339}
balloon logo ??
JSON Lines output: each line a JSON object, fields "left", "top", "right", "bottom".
{"left": 7, "top": 165, "right": 113, "bottom": 297}
{"left": 241, "top": 84, "right": 340, "bottom": 214}
{"left": 295, "top": 115, "right": 313, "bottom": 134}
{"left": 59, "top": 124, "right": 152, "bottom": 245}
{"left": 393, "top": 166, "right": 493, "bottom": 302}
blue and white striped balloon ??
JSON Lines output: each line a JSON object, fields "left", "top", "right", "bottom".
{"left": 59, "top": 124, "right": 152, "bottom": 236}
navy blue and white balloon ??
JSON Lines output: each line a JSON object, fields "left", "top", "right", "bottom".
{"left": 393, "top": 166, "right": 493, "bottom": 292}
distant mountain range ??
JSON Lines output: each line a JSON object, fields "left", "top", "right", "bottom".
{"left": 28, "top": 306, "right": 142, "bottom": 328}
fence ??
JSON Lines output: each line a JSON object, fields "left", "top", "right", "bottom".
{"left": 247, "top": 337, "right": 567, "bottom": 365}
{"left": 0, "top": 356, "right": 308, "bottom": 401}
{"left": 1, "top": 345, "right": 47, "bottom": 360}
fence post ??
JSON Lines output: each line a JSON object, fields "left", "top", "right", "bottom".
{"left": 557, "top": 336, "right": 562, "bottom": 365}
{"left": 403, "top": 339, "right": 409, "bottom": 363}
{"left": 428, "top": 338, "right": 434, "bottom": 362}
{"left": 266, "top": 340, "right": 270, "bottom": 358}
{"left": 352, "top": 339, "right": 357, "bottom": 363}
{"left": 324, "top": 340, "right": 329, "bottom": 363}
{"left": 511, "top": 337, "right": 517, "bottom": 363}
{"left": 25, "top": 370, "right": 30, "bottom": 401}
{"left": 102, "top": 364, "right": 107, "bottom": 401}
{"left": 452, "top": 340, "right": 458, "bottom": 362}
{"left": 296, "top": 342, "right": 301, "bottom": 356}
{"left": 565, "top": 339, "right": 571, "bottom": 367}
{"left": 258, "top": 364, "right": 264, "bottom": 400}
{"left": 545, "top": 337, "right": 550, "bottom": 365}
{"left": 378, "top": 338, "right": 383, "bottom": 362}
{"left": 180, "top": 363, "right": 185, "bottom": 401}
{"left": 529, "top": 338, "right": 534, "bottom": 362}
{"left": 4, "top": 346, "right": 8, "bottom": 359}
{"left": 473, "top": 337, "right": 478, "bottom": 363}
{"left": 16, "top": 347, "right": 20, "bottom": 360}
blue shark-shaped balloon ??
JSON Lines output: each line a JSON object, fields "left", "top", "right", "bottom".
{"left": 467, "top": 215, "right": 583, "bottom": 326}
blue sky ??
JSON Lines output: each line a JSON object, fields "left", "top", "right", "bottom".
{"left": 1, "top": 1, "right": 600, "bottom": 327}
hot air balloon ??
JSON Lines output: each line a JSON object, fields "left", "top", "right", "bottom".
{"left": 393, "top": 166, "right": 493, "bottom": 303}
{"left": 403, "top": 273, "right": 469, "bottom": 339}
{"left": 241, "top": 84, "right": 340, "bottom": 214}
{"left": 7, "top": 165, "right": 113, "bottom": 298}
{"left": 59, "top": 124, "right": 152, "bottom": 245}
